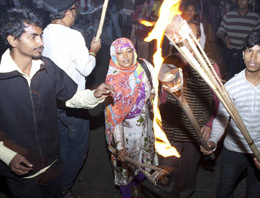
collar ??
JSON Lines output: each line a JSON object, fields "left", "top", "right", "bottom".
{"left": 48, "top": 23, "right": 71, "bottom": 30}
{"left": 0, "top": 49, "right": 44, "bottom": 79}
{"left": 242, "top": 69, "right": 260, "bottom": 88}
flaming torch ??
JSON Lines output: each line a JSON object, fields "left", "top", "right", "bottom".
{"left": 146, "top": 0, "right": 260, "bottom": 161}
{"left": 123, "top": 156, "right": 174, "bottom": 192}
{"left": 141, "top": 0, "right": 181, "bottom": 157}
{"left": 143, "top": 0, "right": 183, "bottom": 158}
{"left": 158, "top": 63, "right": 215, "bottom": 160}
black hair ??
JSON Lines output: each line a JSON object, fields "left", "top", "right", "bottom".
{"left": 244, "top": 31, "right": 260, "bottom": 49}
{"left": 46, "top": 1, "right": 77, "bottom": 20}
{"left": 0, "top": 6, "right": 44, "bottom": 48}
{"left": 49, "top": 11, "right": 67, "bottom": 20}
{"left": 184, "top": 2, "right": 198, "bottom": 11}
{"left": 181, "top": 1, "right": 201, "bottom": 26}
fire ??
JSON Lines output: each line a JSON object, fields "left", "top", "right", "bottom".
{"left": 139, "top": 20, "right": 155, "bottom": 27}
{"left": 145, "top": 0, "right": 182, "bottom": 158}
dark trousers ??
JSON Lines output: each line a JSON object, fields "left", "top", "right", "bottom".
{"left": 5, "top": 161, "right": 63, "bottom": 198}
{"left": 223, "top": 48, "right": 245, "bottom": 80}
{"left": 57, "top": 108, "right": 90, "bottom": 192}
{"left": 216, "top": 147, "right": 260, "bottom": 198}
{"left": 122, "top": 14, "right": 132, "bottom": 38}
{"left": 159, "top": 142, "right": 201, "bottom": 198}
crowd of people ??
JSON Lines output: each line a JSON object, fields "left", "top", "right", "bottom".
{"left": 0, "top": 0, "right": 260, "bottom": 198}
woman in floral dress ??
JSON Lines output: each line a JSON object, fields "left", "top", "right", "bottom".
{"left": 104, "top": 37, "right": 158, "bottom": 198}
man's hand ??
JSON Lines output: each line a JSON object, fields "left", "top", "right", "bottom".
{"left": 253, "top": 158, "right": 260, "bottom": 170}
{"left": 9, "top": 154, "right": 33, "bottom": 175}
{"left": 117, "top": 148, "right": 128, "bottom": 162}
{"left": 224, "top": 38, "right": 232, "bottom": 49}
{"left": 217, "top": 33, "right": 232, "bottom": 49}
{"left": 200, "top": 141, "right": 216, "bottom": 156}
{"left": 90, "top": 37, "right": 101, "bottom": 54}
{"left": 94, "top": 83, "right": 114, "bottom": 99}
{"left": 201, "top": 126, "right": 211, "bottom": 141}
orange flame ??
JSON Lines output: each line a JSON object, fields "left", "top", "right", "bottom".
{"left": 139, "top": 20, "right": 155, "bottom": 27}
{"left": 145, "top": 0, "right": 182, "bottom": 158}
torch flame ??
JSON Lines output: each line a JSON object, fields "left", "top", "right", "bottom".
{"left": 145, "top": 0, "right": 182, "bottom": 158}
{"left": 139, "top": 20, "right": 155, "bottom": 27}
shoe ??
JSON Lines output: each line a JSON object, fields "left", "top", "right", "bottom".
{"left": 131, "top": 185, "right": 141, "bottom": 198}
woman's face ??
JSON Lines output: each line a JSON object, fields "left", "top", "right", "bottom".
{"left": 115, "top": 47, "right": 134, "bottom": 68}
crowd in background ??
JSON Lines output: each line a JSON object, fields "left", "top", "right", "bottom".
{"left": 1, "top": 0, "right": 260, "bottom": 78}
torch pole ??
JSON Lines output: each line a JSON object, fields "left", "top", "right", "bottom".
{"left": 171, "top": 91, "right": 215, "bottom": 160}
{"left": 95, "top": 0, "right": 109, "bottom": 42}
{"left": 122, "top": 155, "right": 174, "bottom": 192}
{"left": 164, "top": 18, "right": 260, "bottom": 162}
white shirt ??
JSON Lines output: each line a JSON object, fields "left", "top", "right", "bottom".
{"left": 210, "top": 70, "right": 260, "bottom": 153}
{"left": 42, "top": 24, "right": 96, "bottom": 90}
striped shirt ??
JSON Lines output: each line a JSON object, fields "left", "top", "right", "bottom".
{"left": 217, "top": 10, "right": 260, "bottom": 49}
{"left": 210, "top": 70, "right": 260, "bottom": 153}
{"left": 160, "top": 65, "right": 214, "bottom": 143}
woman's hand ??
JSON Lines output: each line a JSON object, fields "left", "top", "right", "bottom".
{"left": 117, "top": 148, "right": 128, "bottom": 162}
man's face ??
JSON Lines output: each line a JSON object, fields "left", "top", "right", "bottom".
{"left": 14, "top": 24, "right": 44, "bottom": 59}
{"left": 237, "top": 0, "right": 249, "bottom": 10}
{"left": 185, "top": 5, "right": 196, "bottom": 21}
{"left": 243, "top": 45, "right": 260, "bottom": 73}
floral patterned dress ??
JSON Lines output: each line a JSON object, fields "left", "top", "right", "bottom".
{"left": 105, "top": 38, "right": 158, "bottom": 186}
{"left": 109, "top": 60, "right": 158, "bottom": 185}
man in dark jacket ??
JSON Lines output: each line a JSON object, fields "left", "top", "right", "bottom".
{"left": 0, "top": 6, "right": 113, "bottom": 198}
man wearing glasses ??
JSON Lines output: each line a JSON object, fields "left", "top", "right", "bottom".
{"left": 41, "top": 0, "right": 101, "bottom": 195}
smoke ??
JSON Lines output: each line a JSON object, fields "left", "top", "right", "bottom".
{"left": 81, "top": 4, "right": 103, "bottom": 15}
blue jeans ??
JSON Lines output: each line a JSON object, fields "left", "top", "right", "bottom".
{"left": 121, "top": 13, "right": 132, "bottom": 38}
{"left": 107, "top": 5, "right": 122, "bottom": 42}
{"left": 217, "top": 147, "right": 260, "bottom": 198}
{"left": 57, "top": 108, "right": 90, "bottom": 192}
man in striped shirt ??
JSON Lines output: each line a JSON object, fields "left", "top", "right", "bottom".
{"left": 202, "top": 31, "right": 260, "bottom": 198}
{"left": 217, "top": 0, "right": 260, "bottom": 80}
{"left": 159, "top": 22, "right": 221, "bottom": 198}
